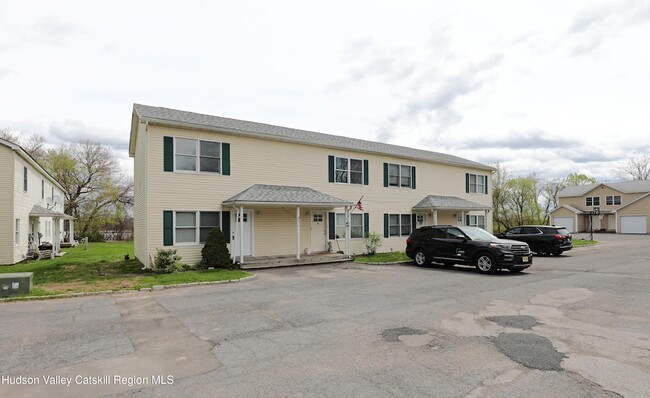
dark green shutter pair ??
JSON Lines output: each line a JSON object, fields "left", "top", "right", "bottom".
{"left": 328, "top": 156, "right": 369, "bottom": 185}
{"left": 163, "top": 211, "right": 231, "bottom": 246}
{"left": 383, "top": 163, "right": 416, "bottom": 189}
{"left": 164, "top": 136, "right": 230, "bottom": 175}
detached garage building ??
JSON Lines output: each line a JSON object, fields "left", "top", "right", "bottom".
{"left": 551, "top": 180, "right": 650, "bottom": 234}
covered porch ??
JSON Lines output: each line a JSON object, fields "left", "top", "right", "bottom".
{"left": 28, "top": 205, "right": 76, "bottom": 259}
{"left": 413, "top": 195, "right": 492, "bottom": 229}
{"left": 223, "top": 184, "right": 354, "bottom": 265}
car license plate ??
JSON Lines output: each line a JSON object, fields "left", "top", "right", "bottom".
{"left": 522, "top": 256, "right": 528, "bottom": 263}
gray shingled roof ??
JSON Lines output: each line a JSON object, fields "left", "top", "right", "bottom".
{"left": 559, "top": 180, "right": 650, "bottom": 197}
{"left": 131, "top": 104, "right": 494, "bottom": 171}
{"left": 223, "top": 184, "right": 353, "bottom": 207}
{"left": 413, "top": 195, "right": 491, "bottom": 210}
{"left": 30, "top": 205, "right": 75, "bottom": 219}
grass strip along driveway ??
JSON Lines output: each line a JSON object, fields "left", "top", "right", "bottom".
{"left": 0, "top": 242, "right": 251, "bottom": 297}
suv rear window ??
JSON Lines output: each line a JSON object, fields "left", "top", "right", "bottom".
{"left": 556, "top": 228, "right": 570, "bottom": 235}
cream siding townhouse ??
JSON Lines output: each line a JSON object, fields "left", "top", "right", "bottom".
{"left": 0, "top": 138, "right": 75, "bottom": 265}
{"left": 129, "top": 104, "right": 495, "bottom": 268}
{"left": 551, "top": 180, "right": 650, "bottom": 234}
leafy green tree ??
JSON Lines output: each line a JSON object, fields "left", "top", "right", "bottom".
{"left": 564, "top": 172, "right": 597, "bottom": 185}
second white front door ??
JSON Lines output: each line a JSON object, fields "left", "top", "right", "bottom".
{"left": 310, "top": 212, "right": 326, "bottom": 253}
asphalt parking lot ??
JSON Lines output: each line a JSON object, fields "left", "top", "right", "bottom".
{"left": 1, "top": 233, "right": 649, "bottom": 397}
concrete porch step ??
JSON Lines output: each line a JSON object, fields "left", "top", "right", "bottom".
{"left": 239, "top": 254, "right": 350, "bottom": 270}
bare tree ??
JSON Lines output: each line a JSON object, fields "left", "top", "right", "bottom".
{"left": 0, "top": 130, "right": 47, "bottom": 161}
{"left": 42, "top": 140, "right": 134, "bottom": 237}
{"left": 616, "top": 152, "right": 650, "bottom": 180}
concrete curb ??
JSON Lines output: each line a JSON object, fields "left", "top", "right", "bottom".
{"left": 353, "top": 261, "right": 412, "bottom": 265}
{"left": 0, "top": 275, "right": 257, "bottom": 302}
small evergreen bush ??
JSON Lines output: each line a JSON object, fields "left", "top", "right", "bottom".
{"left": 153, "top": 248, "right": 183, "bottom": 273}
{"left": 201, "top": 228, "right": 236, "bottom": 269}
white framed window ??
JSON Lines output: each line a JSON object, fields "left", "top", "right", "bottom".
{"left": 388, "top": 164, "right": 413, "bottom": 188}
{"left": 15, "top": 219, "right": 20, "bottom": 246}
{"left": 175, "top": 138, "right": 221, "bottom": 173}
{"left": 468, "top": 174, "right": 487, "bottom": 194}
{"left": 466, "top": 215, "right": 486, "bottom": 229}
{"left": 335, "top": 157, "right": 363, "bottom": 184}
{"left": 605, "top": 195, "right": 621, "bottom": 205}
{"left": 174, "top": 211, "right": 222, "bottom": 245}
{"left": 335, "top": 213, "right": 364, "bottom": 239}
{"left": 23, "top": 167, "right": 28, "bottom": 192}
{"left": 388, "top": 214, "right": 413, "bottom": 237}
{"left": 586, "top": 196, "right": 600, "bottom": 206}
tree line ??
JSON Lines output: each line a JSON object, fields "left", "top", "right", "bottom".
{"left": 492, "top": 153, "right": 650, "bottom": 233}
{"left": 1, "top": 130, "right": 133, "bottom": 240}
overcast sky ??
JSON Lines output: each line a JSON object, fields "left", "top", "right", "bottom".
{"left": 1, "top": 0, "right": 649, "bottom": 181}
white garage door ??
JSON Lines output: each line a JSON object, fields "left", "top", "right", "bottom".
{"left": 620, "top": 216, "right": 647, "bottom": 234}
{"left": 554, "top": 217, "right": 574, "bottom": 233}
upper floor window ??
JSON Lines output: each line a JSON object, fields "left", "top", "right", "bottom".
{"left": 164, "top": 136, "right": 230, "bottom": 175}
{"left": 385, "top": 163, "right": 416, "bottom": 189}
{"left": 336, "top": 157, "right": 363, "bottom": 184}
{"left": 605, "top": 195, "right": 621, "bottom": 205}
{"left": 23, "top": 167, "right": 28, "bottom": 192}
{"left": 586, "top": 196, "right": 600, "bottom": 206}
{"left": 175, "top": 138, "right": 221, "bottom": 173}
{"left": 466, "top": 173, "right": 488, "bottom": 194}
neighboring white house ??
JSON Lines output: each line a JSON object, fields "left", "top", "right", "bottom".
{"left": 0, "top": 138, "right": 75, "bottom": 265}
{"left": 128, "top": 104, "right": 495, "bottom": 268}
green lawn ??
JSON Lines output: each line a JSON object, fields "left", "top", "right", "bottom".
{"left": 572, "top": 239, "right": 598, "bottom": 247}
{"left": 355, "top": 251, "right": 410, "bottom": 263}
{"left": 0, "top": 241, "right": 251, "bottom": 297}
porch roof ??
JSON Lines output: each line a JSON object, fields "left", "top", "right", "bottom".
{"left": 29, "top": 205, "right": 75, "bottom": 219}
{"left": 413, "top": 195, "right": 491, "bottom": 211}
{"left": 223, "top": 184, "right": 354, "bottom": 208}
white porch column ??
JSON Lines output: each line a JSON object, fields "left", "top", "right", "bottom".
{"left": 239, "top": 205, "right": 244, "bottom": 264}
{"left": 296, "top": 206, "right": 301, "bottom": 260}
{"left": 484, "top": 210, "right": 489, "bottom": 230}
{"left": 461, "top": 210, "right": 465, "bottom": 226}
{"left": 433, "top": 210, "right": 438, "bottom": 226}
{"left": 344, "top": 206, "right": 351, "bottom": 257}
{"left": 69, "top": 219, "right": 75, "bottom": 244}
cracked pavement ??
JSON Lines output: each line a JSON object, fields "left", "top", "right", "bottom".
{"left": 0, "top": 233, "right": 648, "bottom": 397}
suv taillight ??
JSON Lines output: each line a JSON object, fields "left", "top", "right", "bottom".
{"left": 406, "top": 238, "right": 412, "bottom": 245}
{"left": 553, "top": 234, "right": 564, "bottom": 240}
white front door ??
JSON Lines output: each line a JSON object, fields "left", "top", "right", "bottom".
{"left": 310, "top": 212, "right": 326, "bottom": 253}
{"left": 231, "top": 210, "right": 252, "bottom": 256}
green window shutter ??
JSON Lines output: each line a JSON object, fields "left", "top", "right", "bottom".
{"left": 328, "top": 156, "right": 335, "bottom": 183}
{"left": 363, "top": 159, "right": 369, "bottom": 185}
{"left": 465, "top": 173, "right": 470, "bottom": 193}
{"left": 328, "top": 212, "right": 336, "bottom": 239}
{"left": 364, "top": 213, "right": 370, "bottom": 236}
{"left": 411, "top": 214, "right": 417, "bottom": 231}
{"left": 383, "top": 163, "right": 388, "bottom": 187}
{"left": 163, "top": 211, "right": 173, "bottom": 246}
{"left": 221, "top": 211, "right": 231, "bottom": 242}
{"left": 222, "top": 143, "right": 230, "bottom": 175}
{"left": 411, "top": 166, "right": 416, "bottom": 189}
{"left": 383, "top": 213, "right": 389, "bottom": 238}
{"left": 484, "top": 175, "right": 489, "bottom": 195}
{"left": 163, "top": 137, "right": 173, "bottom": 172}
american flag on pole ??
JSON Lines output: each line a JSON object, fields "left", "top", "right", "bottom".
{"left": 354, "top": 200, "right": 364, "bottom": 211}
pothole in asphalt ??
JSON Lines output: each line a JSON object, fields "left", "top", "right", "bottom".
{"left": 492, "top": 333, "right": 564, "bottom": 371}
{"left": 487, "top": 315, "right": 540, "bottom": 330}
{"left": 381, "top": 327, "right": 427, "bottom": 342}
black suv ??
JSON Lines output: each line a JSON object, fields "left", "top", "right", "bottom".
{"left": 496, "top": 225, "right": 572, "bottom": 256}
{"left": 405, "top": 225, "right": 533, "bottom": 274}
